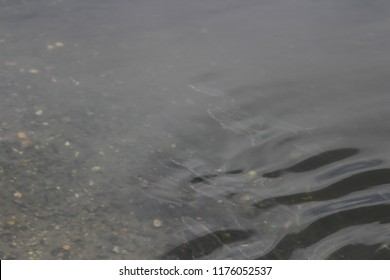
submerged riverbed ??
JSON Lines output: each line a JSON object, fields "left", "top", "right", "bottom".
{"left": 1, "top": 0, "right": 390, "bottom": 259}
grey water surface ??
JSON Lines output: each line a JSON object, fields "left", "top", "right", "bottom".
{"left": 1, "top": 0, "right": 390, "bottom": 259}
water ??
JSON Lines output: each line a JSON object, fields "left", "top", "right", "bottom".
{"left": 1, "top": 0, "right": 390, "bottom": 259}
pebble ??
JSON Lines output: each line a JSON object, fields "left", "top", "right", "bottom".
{"left": 13, "top": 192, "right": 22, "bottom": 198}
{"left": 152, "top": 219, "right": 162, "bottom": 228}
{"left": 47, "top": 42, "right": 64, "bottom": 50}
{"left": 6, "top": 217, "right": 16, "bottom": 226}
{"left": 112, "top": 246, "right": 121, "bottom": 254}
{"left": 246, "top": 170, "right": 257, "bottom": 179}
{"left": 15, "top": 131, "right": 32, "bottom": 148}
{"left": 91, "top": 166, "right": 101, "bottom": 172}
{"left": 28, "top": 68, "right": 39, "bottom": 74}
{"left": 239, "top": 194, "right": 252, "bottom": 202}
{"left": 17, "top": 131, "right": 27, "bottom": 139}
{"left": 62, "top": 244, "right": 71, "bottom": 251}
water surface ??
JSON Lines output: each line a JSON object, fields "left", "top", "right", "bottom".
{"left": 1, "top": 0, "right": 390, "bottom": 259}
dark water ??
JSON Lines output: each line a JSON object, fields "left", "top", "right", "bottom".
{"left": 1, "top": 0, "right": 390, "bottom": 259}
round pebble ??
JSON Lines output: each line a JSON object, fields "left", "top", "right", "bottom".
{"left": 153, "top": 219, "right": 162, "bottom": 228}
{"left": 246, "top": 170, "right": 257, "bottom": 179}
{"left": 13, "top": 192, "right": 22, "bottom": 198}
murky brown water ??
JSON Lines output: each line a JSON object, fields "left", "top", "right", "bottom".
{"left": 1, "top": 0, "right": 390, "bottom": 259}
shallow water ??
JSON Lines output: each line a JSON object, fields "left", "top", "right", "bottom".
{"left": 1, "top": 0, "right": 390, "bottom": 259}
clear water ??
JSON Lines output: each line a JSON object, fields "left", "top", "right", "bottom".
{"left": 1, "top": 0, "right": 390, "bottom": 259}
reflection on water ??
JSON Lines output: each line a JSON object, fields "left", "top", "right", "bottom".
{"left": 144, "top": 120, "right": 390, "bottom": 259}
{"left": 1, "top": 0, "right": 390, "bottom": 259}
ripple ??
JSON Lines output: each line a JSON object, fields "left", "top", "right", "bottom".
{"left": 263, "top": 148, "right": 359, "bottom": 178}
{"left": 144, "top": 138, "right": 390, "bottom": 259}
{"left": 141, "top": 90, "right": 390, "bottom": 260}
{"left": 290, "top": 222, "right": 390, "bottom": 259}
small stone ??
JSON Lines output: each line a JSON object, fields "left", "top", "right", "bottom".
{"left": 13, "top": 192, "right": 22, "bottom": 198}
{"left": 112, "top": 246, "right": 121, "bottom": 254}
{"left": 17, "top": 131, "right": 27, "bottom": 139}
{"left": 239, "top": 194, "right": 252, "bottom": 202}
{"left": 28, "top": 68, "right": 39, "bottom": 74}
{"left": 62, "top": 244, "right": 71, "bottom": 251}
{"left": 6, "top": 219, "right": 16, "bottom": 226}
{"left": 17, "top": 132, "right": 32, "bottom": 148}
{"left": 35, "top": 110, "right": 43, "bottom": 116}
{"left": 153, "top": 219, "right": 162, "bottom": 228}
{"left": 55, "top": 42, "right": 64, "bottom": 47}
{"left": 27, "top": 238, "right": 40, "bottom": 246}
{"left": 246, "top": 170, "right": 257, "bottom": 179}
{"left": 71, "top": 78, "right": 80, "bottom": 85}
{"left": 91, "top": 166, "right": 101, "bottom": 172}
